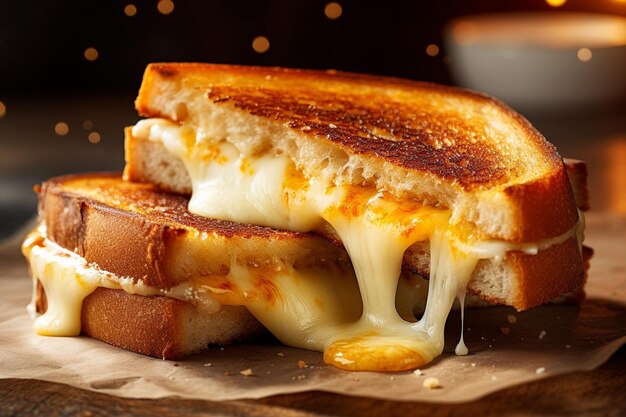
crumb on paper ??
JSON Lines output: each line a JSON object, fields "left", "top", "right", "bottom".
{"left": 389, "top": 376, "right": 395, "bottom": 380}
{"left": 471, "top": 363, "right": 476, "bottom": 367}
{"left": 292, "top": 374, "right": 307, "bottom": 380}
{"left": 423, "top": 377, "right": 440, "bottom": 389}
{"left": 507, "top": 314, "right": 517, "bottom": 324}
{"left": 500, "top": 327, "right": 510, "bottom": 335}
{"left": 413, "top": 369, "right": 422, "bottom": 376}
{"left": 535, "top": 367, "right": 546, "bottom": 374}
{"left": 277, "top": 352, "right": 285, "bottom": 357}
{"left": 539, "top": 330, "right": 547, "bottom": 340}
{"left": 491, "top": 375, "right": 497, "bottom": 381}
{"left": 203, "top": 363, "right": 212, "bottom": 367}
{"left": 298, "top": 360, "right": 307, "bottom": 369}
{"left": 240, "top": 368, "right": 254, "bottom": 377}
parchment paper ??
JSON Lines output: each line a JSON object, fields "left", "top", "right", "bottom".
{"left": 1, "top": 213, "right": 625, "bottom": 403}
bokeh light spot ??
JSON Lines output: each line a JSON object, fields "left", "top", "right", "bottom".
{"left": 124, "top": 4, "right": 137, "bottom": 17}
{"left": 426, "top": 44, "right": 440, "bottom": 57}
{"left": 157, "top": 0, "right": 174, "bottom": 15}
{"left": 324, "top": 2, "right": 343, "bottom": 20}
{"left": 84, "top": 47, "right": 99, "bottom": 61}
{"left": 88, "top": 132, "right": 101, "bottom": 144}
{"left": 577, "top": 47, "right": 592, "bottom": 62}
{"left": 55, "top": 122, "right": 69, "bottom": 136}
{"left": 252, "top": 36, "right": 270, "bottom": 53}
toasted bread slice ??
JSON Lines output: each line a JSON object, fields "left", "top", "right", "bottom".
{"left": 37, "top": 173, "right": 352, "bottom": 289}
{"left": 131, "top": 63, "right": 578, "bottom": 242}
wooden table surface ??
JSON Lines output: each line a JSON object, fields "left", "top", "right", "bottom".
{"left": 1, "top": 97, "right": 625, "bottom": 416}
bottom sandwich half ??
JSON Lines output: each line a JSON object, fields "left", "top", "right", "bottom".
{"left": 22, "top": 173, "right": 591, "bottom": 370}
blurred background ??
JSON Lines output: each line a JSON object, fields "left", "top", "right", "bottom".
{"left": 1, "top": 0, "right": 626, "bottom": 239}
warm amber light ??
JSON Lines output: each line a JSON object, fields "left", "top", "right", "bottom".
{"left": 324, "top": 2, "right": 343, "bottom": 20}
{"left": 84, "top": 47, "right": 98, "bottom": 62}
{"left": 546, "top": 0, "right": 567, "bottom": 7}
{"left": 82, "top": 120, "right": 94, "bottom": 130}
{"left": 577, "top": 47, "right": 592, "bottom": 62}
{"left": 426, "top": 44, "right": 440, "bottom": 57}
{"left": 88, "top": 132, "right": 101, "bottom": 144}
{"left": 0, "top": 101, "right": 5, "bottom": 119}
{"left": 252, "top": 36, "right": 270, "bottom": 53}
{"left": 157, "top": 0, "right": 174, "bottom": 15}
{"left": 54, "top": 122, "right": 69, "bottom": 136}
{"left": 124, "top": 4, "right": 137, "bottom": 17}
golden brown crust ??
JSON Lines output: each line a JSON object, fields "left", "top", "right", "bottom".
{"left": 473, "top": 236, "right": 584, "bottom": 309}
{"left": 39, "top": 173, "right": 351, "bottom": 288}
{"left": 503, "top": 164, "right": 580, "bottom": 241}
{"left": 35, "top": 282, "right": 264, "bottom": 359}
{"left": 41, "top": 172, "right": 304, "bottom": 240}
{"left": 81, "top": 287, "right": 186, "bottom": 359}
{"left": 137, "top": 63, "right": 562, "bottom": 189}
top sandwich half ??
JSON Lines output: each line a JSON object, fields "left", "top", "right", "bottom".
{"left": 129, "top": 62, "right": 578, "bottom": 243}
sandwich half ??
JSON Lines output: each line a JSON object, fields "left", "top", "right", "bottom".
{"left": 119, "top": 63, "right": 588, "bottom": 371}
{"left": 23, "top": 174, "right": 357, "bottom": 358}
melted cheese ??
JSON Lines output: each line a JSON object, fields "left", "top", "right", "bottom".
{"left": 22, "top": 226, "right": 227, "bottom": 335}
{"left": 23, "top": 225, "right": 367, "bottom": 347}
{"left": 129, "top": 118, "right": 585, "bottom": 371}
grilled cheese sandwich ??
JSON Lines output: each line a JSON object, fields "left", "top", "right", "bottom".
{"left": 24, "top": 63, "right": 589, "bottom": 372}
